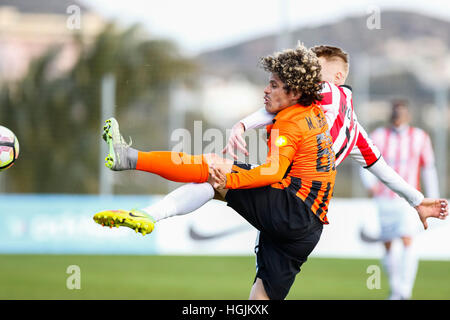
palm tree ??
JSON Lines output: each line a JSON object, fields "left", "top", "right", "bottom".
{"left": 0, "top": 23, "right": 197, "bottom": 193}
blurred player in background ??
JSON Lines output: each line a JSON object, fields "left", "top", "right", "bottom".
{"left": 360, "top": 100, "right": 440, "bottom": 300}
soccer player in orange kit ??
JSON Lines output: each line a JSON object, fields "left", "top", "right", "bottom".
{"left": 95, "top": 44, "right": 336, "bottom": 300}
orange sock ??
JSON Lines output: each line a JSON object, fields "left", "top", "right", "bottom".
{"left": 136, "top": 151, "right": 209, "bottom": 183}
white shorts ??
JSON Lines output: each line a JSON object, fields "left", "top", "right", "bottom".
{"left": 375, "top": 198, "right": 418, "bottom": 241}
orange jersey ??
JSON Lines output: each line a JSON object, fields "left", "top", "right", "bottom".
{"left": 226, "top": 103, "right": 336, "bottom": 224}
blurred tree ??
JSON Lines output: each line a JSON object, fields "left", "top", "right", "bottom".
{"left": 0, "top": 22, "right": 196, "bottom": 193}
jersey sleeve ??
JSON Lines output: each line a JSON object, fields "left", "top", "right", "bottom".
{"left": 225, "top": 154, "right": 291, "bottom": 189}
{"left": 365, "top": 156, "right": 425, "bottom": 207}
{"left": 240, "top": 107, "right": 275, "bottom": 130}
{"left": 359, "top": 165, "right": 378, "bottom": 190}
{"left": 419, "top": 132, "right": 436, "bottom": 167}
{"left": 421, "top": 165, "right": 439, "bottom": 198}
{"left": 419, "top": 132, "right": 439, "bottom": 197}
{"left": 225, "top": 119, "right": 302, "bottom": 189}
{"left": 268, "top": 119, "right": 303, "bottom": 160}
{"left": 348, "top": 122, "right": 381, "bottom": 168}
{"left": 319, "top": 81, "right": 340, "bottom": 128}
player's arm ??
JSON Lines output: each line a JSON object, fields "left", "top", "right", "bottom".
{"left": 222, "top": 120, "right": 299, "bottom": 189}
{"left": 222, "top": 108, "right": 275, "bottom": 159}
{"left": 224, "top": 154, "right": 291, "bottom": 189}
{"left": 414, "top": 132, "right": 448, "bottom": 228}
{"left": 358, "top": 154, "right": 448, "bottom": 229}
{"left": 354, "top": 123, "right": 448, "bottom": 228}
{"left": 351, "top": 122, "right": 425, "bottom": 206}
{"left": 240, "top": 107, "right": 276, "bottom": 130}
{"left": 421, "top": 165, "right": 439, "bottom": 198}
{"left": 419, "top": 132, "right": 440, "bottom": 198}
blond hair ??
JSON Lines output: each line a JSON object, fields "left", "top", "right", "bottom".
{"left": 311, "top": 45, "right": 349, "bottom": 75}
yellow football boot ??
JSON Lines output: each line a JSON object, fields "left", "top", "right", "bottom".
{"left": 93, "top": 209, "right": 155, "bottom": 236}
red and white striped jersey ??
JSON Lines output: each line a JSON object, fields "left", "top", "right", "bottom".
{"left": 240, "top": 83, "right": 429, "bottom": 207}
{"left": 240, "top": 81, "right": 382, "bottom": 168}
{"left": 319, "top": 82, "right": 380, "bottom": 167}
{"left": 369, "top": 125, "right": 435, "bottom": 199}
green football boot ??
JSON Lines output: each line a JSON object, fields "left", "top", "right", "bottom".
{"left": 102, "top": 118, "right": 133, "bottom": 171}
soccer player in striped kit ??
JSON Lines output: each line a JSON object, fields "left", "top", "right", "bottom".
{"left": 223, "top": 46, "right": 445, "bottom": 224}
{"left": 360, "top": 100, "right": 440, "bottom": 300}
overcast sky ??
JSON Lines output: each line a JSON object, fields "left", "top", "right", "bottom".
{"left": 82, "top": 0, "right": 450, "bottom": 55}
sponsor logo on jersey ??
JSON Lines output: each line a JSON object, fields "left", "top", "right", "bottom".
{"left": 275, "top": 136, "right": 287, "bottom": 147}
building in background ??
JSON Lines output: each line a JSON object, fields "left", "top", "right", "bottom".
{"left": 199, "top": 75, "right": 261, "bottom": 126}
{"left": 0, "top": 0, "right": 104, "bottom": 83}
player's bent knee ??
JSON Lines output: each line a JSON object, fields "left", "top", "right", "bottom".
{"left": 401, "top": 236, "right": 413, "bottom": 247}
{"left": 249, "top": 278, "right": 270, "bottom": 300}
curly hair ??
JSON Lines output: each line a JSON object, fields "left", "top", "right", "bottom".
{"left": 260, "top": 44, "right": 323, "bottom": 106}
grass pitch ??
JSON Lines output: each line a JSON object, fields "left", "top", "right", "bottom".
{"left": 0, "top": 255, "right": 448, "bottom": 300}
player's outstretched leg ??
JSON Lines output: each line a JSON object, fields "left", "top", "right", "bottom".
{"left": 93, "top": 208, "right": 156, "bottom": 236}
{"left": 102, "top": 118, "right": 210, "bottom": 183}
{"left": 103, "top": 117, "right": 137, "bottom": 171}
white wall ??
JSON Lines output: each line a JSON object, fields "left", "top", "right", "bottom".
{"left": 155, "top": 197, "right": 450, "bottom": 260}
{"left": 0, "top": 194, "right": 448, "bottom": 259}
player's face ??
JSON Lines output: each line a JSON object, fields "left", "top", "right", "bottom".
{"left": 391, "top": 104, "right": 410, "bottom": 127}
{"left": 263, "top": 73, "right": 300, "bottom": 114}
{"left": 318, "top": 57, "right": 347, "bottom": 86}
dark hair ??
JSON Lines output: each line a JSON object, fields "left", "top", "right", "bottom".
{"left": 260, "top": 44, "right": 323, "bottom": 106}
{"left": 392, "top": 99, "right": 409, "bottom": 108}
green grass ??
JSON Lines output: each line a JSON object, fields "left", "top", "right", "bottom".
{"left": 0, "top": 255, "right": 448, "bottom": 300}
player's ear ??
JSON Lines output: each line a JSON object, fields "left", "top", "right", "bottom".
{"left": 291, "top": 91, "right": 302, "bottom": 102}
{"left": 335, "top": 71, "right": 343, "bottom": 83}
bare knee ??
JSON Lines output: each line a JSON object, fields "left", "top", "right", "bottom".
{"left": 401, "top": 236, "right": 413, "bottom": 247}
{"left": 249, "top": 278, "right": 270, "bottom": 300}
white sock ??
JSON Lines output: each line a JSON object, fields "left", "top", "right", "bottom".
{"left": 141, "top": 183, "right": 215, "bottom": 222}
{"left": 400, "top": 244, "right": 418, "bottom": 299}
{"left": 382, "top": 248, "right": 402, "bottom": 299}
